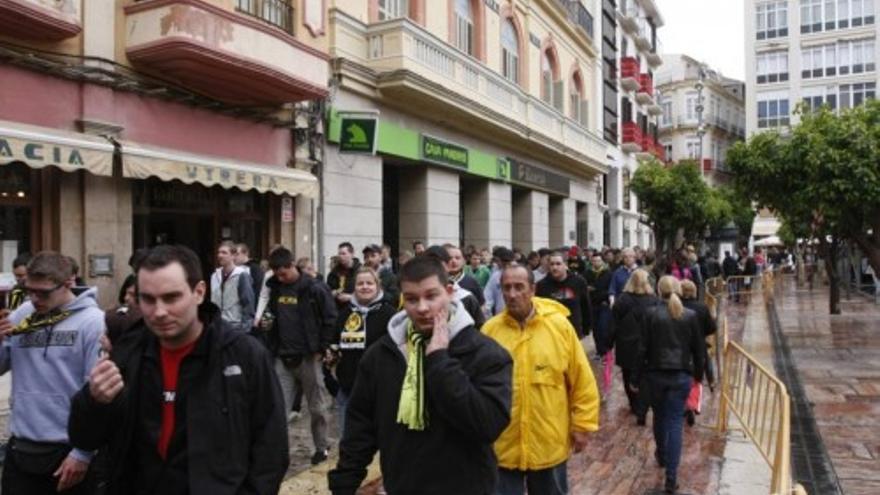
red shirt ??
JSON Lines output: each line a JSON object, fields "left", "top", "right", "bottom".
{"left": 157, "top": 340, "right": 197, "bottom": 460}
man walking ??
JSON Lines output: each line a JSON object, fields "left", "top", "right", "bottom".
{"left": 483, "top": 264, "right": 600, "bottom": 495}
{"left": 0, "top": 252, "right": 104, "bottom": 494}
{"left": 362, "top": 244, "right": 399, "bottom": 303}
{"left": 536, "top": 251, "right": 592, "bottom": 338}
{"left": 609, "top": 247, "right": 638, "bottom": 305}
{"left": 3, "top": 253, "right": 30, "bottom": 311}
{"left": 444, "top": 244, "right": 485, "bottom": 306}
{"left": 235, "top": 242, "right": 265, "bottom": 299}
{"left": 484, "top": 247, "right": 516, "bottom": 316}
{"left": 210, "top": 241, "right": 255, "bottom": 332}
{"left": 327, "top": 242, "right": 361, "bottom": 309}
{"left": 328, "top": 256, "right": 512, "bottom": 495}
{"left": 68, "top": 245, "right": 288, "bottom": 494}
{"left": 266, "top": 247, "right": 338, "bottom": 465}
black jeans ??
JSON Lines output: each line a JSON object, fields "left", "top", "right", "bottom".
{"left": 621, "top": 368, "right": 648, "bottom": 418}
{"left": 2, "top": 438, "right": 89, "bottom": 495}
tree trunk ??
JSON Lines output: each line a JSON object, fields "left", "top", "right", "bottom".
{"left": 823, "top": 238, "right": 841, "bottom": 315}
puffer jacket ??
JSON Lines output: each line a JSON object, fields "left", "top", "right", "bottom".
{"left": 482, "top": 297, "right": 600, "bottom": 471}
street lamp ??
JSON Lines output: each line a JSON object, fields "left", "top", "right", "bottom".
{"left": 695, "top": 66, "right": 707, "bottom": 178}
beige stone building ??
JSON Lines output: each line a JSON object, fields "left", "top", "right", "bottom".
{"left": 654, "top": 54, "right": 746, "bottom": 187}
{"left": 0, "top": 0, "right": 329, "bottom": 307}
{"left": 322, "top": 0, "right": 613, "bottom": 262}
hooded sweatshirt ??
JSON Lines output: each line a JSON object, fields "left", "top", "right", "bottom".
{"left": 210, "top": 265, "right": 255, "bottom": 332}
{"left": 0, "top": 287, "right": 104, "bottom": 461}
{"left": 335, "top": 292, "right": 397, "bottom": 394}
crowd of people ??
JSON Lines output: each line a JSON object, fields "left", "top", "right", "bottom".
{"left": 0, "top": 238, "right": 768, "bottom": 494}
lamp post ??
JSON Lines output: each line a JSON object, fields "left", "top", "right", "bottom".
{"left": 695, "top": 66, "right": 707, "bottom": 178}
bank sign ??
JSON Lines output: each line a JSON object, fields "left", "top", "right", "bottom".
{"left": 421, "top": 135, "right": 468, "bottom": 169}
{"left": 339, "top": 116, "right": 378, "bottom": 154}
{"left": 507, "top": 158, "right": 571, "bottom": 196}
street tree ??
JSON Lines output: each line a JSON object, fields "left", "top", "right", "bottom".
{"left": 727, "top": 100, "right": 880, "bottom": 314}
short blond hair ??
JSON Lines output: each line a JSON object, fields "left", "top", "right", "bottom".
{"left": 680, "top": 279, "right": 698, "bottom": 299}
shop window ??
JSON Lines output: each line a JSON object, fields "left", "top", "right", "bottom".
{"left": 0, "top": 163, "right": 35, "bottom": 265}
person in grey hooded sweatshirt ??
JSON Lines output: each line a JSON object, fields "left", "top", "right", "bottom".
{"left": 0, "top": 251, "right": 104, "bottom": 495}
{"left": 210, "top": 241, "right": 255, "bottom": 332}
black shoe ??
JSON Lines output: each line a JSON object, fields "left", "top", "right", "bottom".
{"left": 685, "top": 410, "right": 696, "bottom": 427}
{"left": 664, "top": 477, "right": 678, "bottom": 493}
{"left": 636, "top": 416, "right": 646, "bottom": 426}
{"left": 654, "top": 450, "right": 666, "bottom": 468}
{"left": 311, "top": 449, "right": 329, "bottom": 465}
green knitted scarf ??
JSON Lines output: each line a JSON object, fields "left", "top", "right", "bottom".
{"left": 396, "top": 321, "right": 428, "bottom": 431}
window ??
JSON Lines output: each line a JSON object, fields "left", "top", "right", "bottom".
{"left": 501, "top": 19, "right": 519, "bottom": 84}
{"left": 839, "top": 82, "right": 876, "bottom": 109}
{"left": 542, "top": 51, "right": 554, "bottom": 104}
{"left": 801, "top": 0, "right": 824, "bottom": 33}
{"left": 661, "top": 99, "right": 672, "bottom": 126}
{"left": 757, "top": 50, "right": 789, "bottom": 83}
{"left": 838, "top": 38, "right": 876, "bottom": 75}
{"left": 686, "top": 139, "right": 700, "bottom": 159}
{"left": 570, "top": 72, "right": 588, "bottom": 126}
{"left": 838, "top": 0, "right": 876, "bottom": 28}
{"left": 623, "top": 170, "right": 632, "bottom": 211}
{"left": 663, "top": 143, "right": 673, "bottom": 160}
{"left": 621, "top": 96, "right": 633, "bottom": 123}
{"left": 378, "top": 0, "right": 408, "bottom": 20}
{"left": 454, "top": 0, "right": 474, "bottom": 56}
{"left": 686, "top": 93, "right": 697, "bottom": 121}
{"left": 757, "top": 95, "right": 790, "bottom": 128}
{"left": 802, "top": 85, "right": 839, "bottom": 112}
{"left": 756, "top": 1, "right": 788, "bottom": 40}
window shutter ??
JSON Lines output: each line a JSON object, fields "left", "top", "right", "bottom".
{"left": 553, "top": 80, "right": 564, "bottom": 111}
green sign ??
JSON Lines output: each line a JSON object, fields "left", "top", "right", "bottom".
{"left": 339, "top": 116, "right": 378, "bottom": 154}
{"left": 421, "top": 135, "right": 469, "bottom": 169}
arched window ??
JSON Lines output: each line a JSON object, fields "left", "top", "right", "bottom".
{"left": 570, "top": 70, "right": 587, "bottom": 125}
{"left": 541, "top": 44, "right": 562, "bottom": 111}
{"left": 454, "top": 0, "right": 474, "bottom": 55}
{"left": 501, "top": 18, "right": 519, "bottom": 84}
{"left": 541, "top": 51, "right": 554, "bottom": 104}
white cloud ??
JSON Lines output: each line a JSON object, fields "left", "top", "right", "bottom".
{"left": 654, "top": 0, "right": 746, "bottom": 80}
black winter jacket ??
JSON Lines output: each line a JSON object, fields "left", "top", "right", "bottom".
{"left": 456, "top": 273, "right": 486, "bottom": 306}
{"left": 266, "top": 274, "right": 338, "bottom": 357}
{"left": 635, "top": 303, "right": 706, "bottom": 383}
{"left": 328, "top": 323, "right": 512, "bottom": 495}
{"left": 334, "top": 296, "right": 397, "bottom": 395}
{"left": 682, "top": 298, "right": 717, "bottom": 338}
{"left": 68, "top": 306, "right": 289, "bottom": 495}
{"left": 608, "top": 293, "right": 660, "bottom": 369}
{"left": 535, "top": 274, "right": 592, "bottom": 337}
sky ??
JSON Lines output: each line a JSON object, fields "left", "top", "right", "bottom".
{"left": 654, "top": 0, "right": 746, "bottom": 80}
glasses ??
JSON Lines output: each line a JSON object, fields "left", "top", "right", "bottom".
{"left": 25, "top": 283, "right": 65, "bottom": 299}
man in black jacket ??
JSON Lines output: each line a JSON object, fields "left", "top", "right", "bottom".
{"left": 266, "top": 247, "right": 338, "bottom": 465}
{"left": 327, "top": 242, "right": 361, "bottom": 309}
{"left": 536, "top": 251, "right": 592, "bottom": 338}
{"left": 328, "top": 256, "right": 513, "bottom": 495}
{"left": 68, "top": 245, "right": 288, "bottom": 495}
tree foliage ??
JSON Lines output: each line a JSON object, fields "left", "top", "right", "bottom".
{"left": 631, "top": 159, "right": 741, "bottom": 252}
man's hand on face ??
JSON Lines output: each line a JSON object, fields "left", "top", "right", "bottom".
{"left": 425, "top": 308, "right": 450, "bottom": 355}
{"left": 89, "top": 357, "right": 124, "bottom": 404}
{"left": 54, "top": 454, "right": 89, "bottom": 492}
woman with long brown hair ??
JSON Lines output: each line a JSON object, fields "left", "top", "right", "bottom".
{"left": 634, "top": 276, "right": 706, "bottom": 494}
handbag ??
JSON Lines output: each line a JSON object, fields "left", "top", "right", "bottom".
{"left": 9, "top": 437, "right": 70, "bottom": 475}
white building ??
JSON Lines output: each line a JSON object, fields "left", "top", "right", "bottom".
{"left": 601, "top": 0, "right": 665, "bottom": 249}
{"left": 745, "top": 0, "right": 878, "bottom": 239}
{"left": 655, "top": 54, "right": 746, "bottom": 187}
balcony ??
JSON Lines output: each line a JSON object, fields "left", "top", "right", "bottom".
{"left": 339, "top": 12, "right": 607, "bottom": 171}
{"left": 621, "top": 122, "right": 643, "bottom": 153}
{"left": 616, "top": 1, "right": 639, "bottom": 34}
{"left": 646, "top": 37, "right": 663, "bottom": 67}
{"left": 647, "top": 101, "right": 663, "bottom": 115}
{"left": 0, "top": 0, "right": 82, "bottom": 40}
{"left": 124, "top": 0, "right": 328, "bottom": 105}
{"left": 636, "top": 73, "right": 654, "bottom": 104}
{"left": 620, "top": 57, "right": 641, "bottom": 92}
{"left": 555, "top": 0, "right": 594, "bottom": 40}
{"left": 635, "top": 17, "right": 654, "bottom": 52}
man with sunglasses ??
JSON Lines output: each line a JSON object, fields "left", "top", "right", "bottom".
{"left": 0, "top": 252, "right": 105, "bottom": 494}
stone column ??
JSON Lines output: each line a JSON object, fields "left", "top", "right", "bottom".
{"left": 512, "top": 189, "right": 549, "bottom": 252}
{"left": 399, "top": 166, "right": 460, "bottom": 248}
{"left": 549, "top": 197, "right": 577, "bottom": 247}
{"left": 463, "top": 180, "right": 512, "bottom": 250}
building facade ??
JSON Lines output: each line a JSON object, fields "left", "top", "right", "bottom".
{"left": 323, "top": 0, "right": 611, "bottom": 265}
{"left": 655, "top": 54, "right": 746, "bottom": 187}
{"left": 0, "top": 0, "right": 329, "bottom": 307}
{"left": 601, "top": 0, "right": 664, "bottom": 249}
{"left": 745, "top": 0, "right": 878, "bottom": 240}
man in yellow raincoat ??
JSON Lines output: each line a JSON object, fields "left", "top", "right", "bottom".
{"left": 483, "top": 264, "right": 600, "bottom": 495}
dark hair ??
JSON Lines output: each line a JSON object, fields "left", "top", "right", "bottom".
{"left": 138, "top": 245, "right": 203, "bottom": 289}
{"left": 268, "top": 247, "right": 296, "bottom": 271}
{"left": 27, "top": 252, "right": 74, "bottom": 285}
{"left": 118, "top": 274, "right": 137, "bottom": 305}
{"left": 218, "top": 240, "right": 236, "bottom": 252}
{"left": 338, "top": 242, "right": 354, "bottom": 254}
{"left": 527, "top": 251, "right": 539, "bottom": 261}
{"left": 538, "top": 248, "right": 552, "bottom": 257}
{"left": 412, "top": 240, "right": 424, "bottom": 249}
{"left": 12, "top": 253, "right": 31, "bottom": 269}
{"left": 128, "top": 248, "right": 150, "bottom": 271}
{"left": 423, "top": 245, "right": 451, "bottom": 263}
{"left": 399, "top": 256, "right": 448, "bottom": 286}
{"left": 549, "top": 250, "right": 567, "bottom": 261}
{"left": 501, "top": 263, "right": 535, "bottom": 286}
{"left": 236, "top": 243, "right": 251, "bottom": 256}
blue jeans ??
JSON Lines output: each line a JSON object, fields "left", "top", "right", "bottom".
{"left": 647, "top": 371, "right": 692, "bottom": 483}
{"left": 336, "top": 389, "right": 350, "bottom": 439}
{"left": 496, "top": 462, "right": 568, "bottom": 495}
{"left": 592, "top": 305, "right": 611, "bottom": 355}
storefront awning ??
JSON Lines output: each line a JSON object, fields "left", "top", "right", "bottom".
{"left": 751, "top": 217, "right": 781, "bottom": 237}
{"left": 0, "top": 120, "right": 114, "bottom": 176}
{"left": 120, "top": 142, "right": 318, "bottom": 198}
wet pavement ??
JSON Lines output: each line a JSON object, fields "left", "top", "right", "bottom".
{"left": 771, "top": 279, "right": 880, "bottom": 495}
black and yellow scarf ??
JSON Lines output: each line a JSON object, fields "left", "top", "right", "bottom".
{"left": 13, "top": 309, "right": 73, "bottom": 336}
{"left": 7, "top": 287, "right": 26, "bottom": 311}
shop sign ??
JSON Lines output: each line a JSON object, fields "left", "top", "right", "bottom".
{"left": 0, "top": 138, "right": 86, "bottom": 167}
{"left": 508, "top": 159, "right": 570, "bottom": 196}
{"left": 281, "top": 197, "right": 294, "bottom": 223}
{"left": 421, "top": 135, "right": 468, "bottom": 169}
{"left": 339, "top": 116, "right": 378, "bottom": 154}
{"left": 184, "top": 165, "right": 280, "bottom": 191}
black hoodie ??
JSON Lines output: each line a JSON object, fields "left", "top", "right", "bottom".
{"left": 535, "top": 274, "right": 592, "bottom": 337}
{"left": 334, "top": 294, "right": 397, "bottom": 394}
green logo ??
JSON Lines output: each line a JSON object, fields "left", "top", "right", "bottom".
{"left": 339, "top": 117, "right": 378, "bottom": 154}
